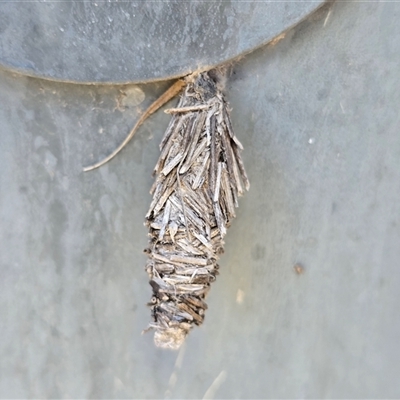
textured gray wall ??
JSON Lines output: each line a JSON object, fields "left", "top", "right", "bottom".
{"left": 0, "top": 1, "right": 323, "bottom": 83}
{"left": 1, "top": 1, "right": 400, "bottom": 398}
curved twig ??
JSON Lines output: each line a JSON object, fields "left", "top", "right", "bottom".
{"left": 83, "top": 79, "right": 186, "bottom": 172}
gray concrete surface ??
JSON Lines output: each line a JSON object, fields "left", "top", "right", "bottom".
{"left": 0, "top": 1, "right": 324, "bottom": 83}
{"left": 1, "top": 1, "right": 400, "bottom": 398}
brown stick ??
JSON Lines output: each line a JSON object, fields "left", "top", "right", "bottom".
{"left": 83, "top": 79, "right": 186, "bottom": 172}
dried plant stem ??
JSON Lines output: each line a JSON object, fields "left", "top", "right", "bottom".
{"left": 83, "top": 79, "right": 186, "bottom": 172}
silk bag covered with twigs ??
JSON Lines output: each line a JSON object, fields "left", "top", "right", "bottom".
{"left": 144, "top": 70, "right": 249, "bottom": 349}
